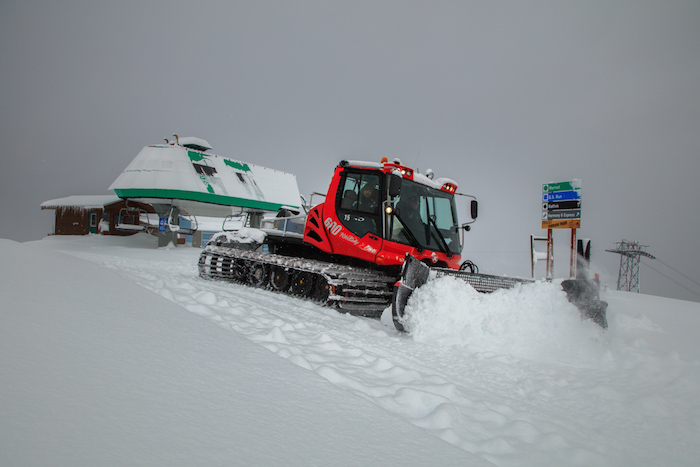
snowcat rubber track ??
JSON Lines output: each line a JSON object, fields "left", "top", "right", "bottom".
{"left": 198, "top": 245, "right": 397, "bottom": 318}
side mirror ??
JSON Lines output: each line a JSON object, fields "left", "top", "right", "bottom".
{"left": 470, "top": 200, "right": 478, "bottom": 220}
{"left": 389, "top": 174, "right": 402, "bottom": 198}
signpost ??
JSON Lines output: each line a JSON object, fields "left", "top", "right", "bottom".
{"left": 542, "top": 180, "right": 581, "bottom": 230}
{"left": 541, "top": 180, "right": 581, "bottom": 278}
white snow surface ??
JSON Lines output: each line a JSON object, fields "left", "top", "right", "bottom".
{"left": 2, "top": 235, "right": 699, "bottom": 466}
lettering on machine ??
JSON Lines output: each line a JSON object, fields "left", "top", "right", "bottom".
{"left": 324, "top": 217, "right": 343, "bottom": 236}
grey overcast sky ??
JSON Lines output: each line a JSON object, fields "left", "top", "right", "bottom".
{"left": 1, "top": 1, "right": 699, "bottom": 301}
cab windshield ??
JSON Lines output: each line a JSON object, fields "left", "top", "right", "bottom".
{"left": 387, "top": 179, "right": 461, "bottom": 255}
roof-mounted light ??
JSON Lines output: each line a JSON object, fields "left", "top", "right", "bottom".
{"left": 441, "top": 182, "right": 457, "bottom": 193}
{"left": 398, "top": 167, "right": 413, "bottom": 177}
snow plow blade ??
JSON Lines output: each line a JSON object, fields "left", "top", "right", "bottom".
{"left": 391, "top": 255, "right": 608, "bottom": 332}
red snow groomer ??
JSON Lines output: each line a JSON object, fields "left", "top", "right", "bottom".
{"left": 199, "top": 159, "right": 607, "bottom": 331}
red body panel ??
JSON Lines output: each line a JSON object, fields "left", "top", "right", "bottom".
{"left": 302, "top": 161, "right": 462, "bottom": 270}
{"left": 303, "top": 204, "right": 332, "bottom": 253}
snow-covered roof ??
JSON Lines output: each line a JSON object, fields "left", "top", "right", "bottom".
{"left": 178, "top": 136, "right": 212, "bottom": 152}
{"left": 109, "top": 143, "right": 301, "bottom": 211}
{"left": 41, "top": 195, "right": 122, "bottom": 209}
{"left": 345, "top": 160, "right": 459, "bottom": 191}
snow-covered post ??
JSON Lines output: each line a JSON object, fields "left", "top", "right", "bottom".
{"left": 530, "top": 234, "right": 550, "bottom": 279}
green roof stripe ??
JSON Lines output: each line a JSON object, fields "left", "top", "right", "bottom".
{"left": 187, "top": 150, "right": 207, "bottom": 162}
{"left": 113, "top": 188, "right": 299, "bottom": 211}
{"left": 223, "top": 159, "right": 251, "bottom": 172}
{"left": 186, "top": 150, "right": 251, "bottom": 172}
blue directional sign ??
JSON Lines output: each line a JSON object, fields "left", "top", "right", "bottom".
{"left": 543, "top": 190, "right": 581, "bottom": 202}
{"left": 159, "top": 217, "right": 167, "bottom": 232}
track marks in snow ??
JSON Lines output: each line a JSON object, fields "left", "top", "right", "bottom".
{"left": 58, "top": 244, "right": 700, "bottom": 467}
{"left": 97, "top": 257, "right": 513, "bottom": 453}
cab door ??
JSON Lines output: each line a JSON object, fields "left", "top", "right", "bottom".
{"left": 330, "top": 170, "right": 383, "bottom": 263}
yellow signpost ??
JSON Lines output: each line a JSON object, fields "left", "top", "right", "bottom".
{"left": 541, "top": 219, "right": 580, "bottom": 229}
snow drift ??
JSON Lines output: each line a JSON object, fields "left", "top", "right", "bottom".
{"left": 403, "top": 276, "right": 605, "bottom": 364}
{"left": 2, "top": 235, "right": 699, "bottom": 466}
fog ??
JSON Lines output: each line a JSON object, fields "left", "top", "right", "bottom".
{"left": 1, "top": 0, "right": 698, "bottom": 301}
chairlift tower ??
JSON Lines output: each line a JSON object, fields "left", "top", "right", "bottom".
{"left": 606, "top": 240, "right": 656, "bottom": 293}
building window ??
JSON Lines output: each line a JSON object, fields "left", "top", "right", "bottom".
{"left": 192, "top": 163, "right": 217, "bottom": 176}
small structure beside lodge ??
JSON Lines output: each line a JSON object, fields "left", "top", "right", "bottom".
{"left": 41, "top": 195, "right": 155, "bottom": 236}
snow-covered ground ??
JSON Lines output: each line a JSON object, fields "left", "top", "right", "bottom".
{"left": 2, "top": 235, "right": 699, "bottom": 466}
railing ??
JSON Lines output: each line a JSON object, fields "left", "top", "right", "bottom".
{"left": 260, "top": 213, "right": 306, "bottom": 238}
{"left": 116, "top": 208, "right": 150, "bottom": 231}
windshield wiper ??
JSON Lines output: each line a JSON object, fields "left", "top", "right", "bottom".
{"left": 427, "top": 215, "right": 453, "bottom": 257}
{"left": 393, "top": 212, "right": 424, "bottom": 252}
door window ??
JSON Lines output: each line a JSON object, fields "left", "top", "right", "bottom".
{"left": 337, "top": 172, "right": 381, "bottom": 237}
